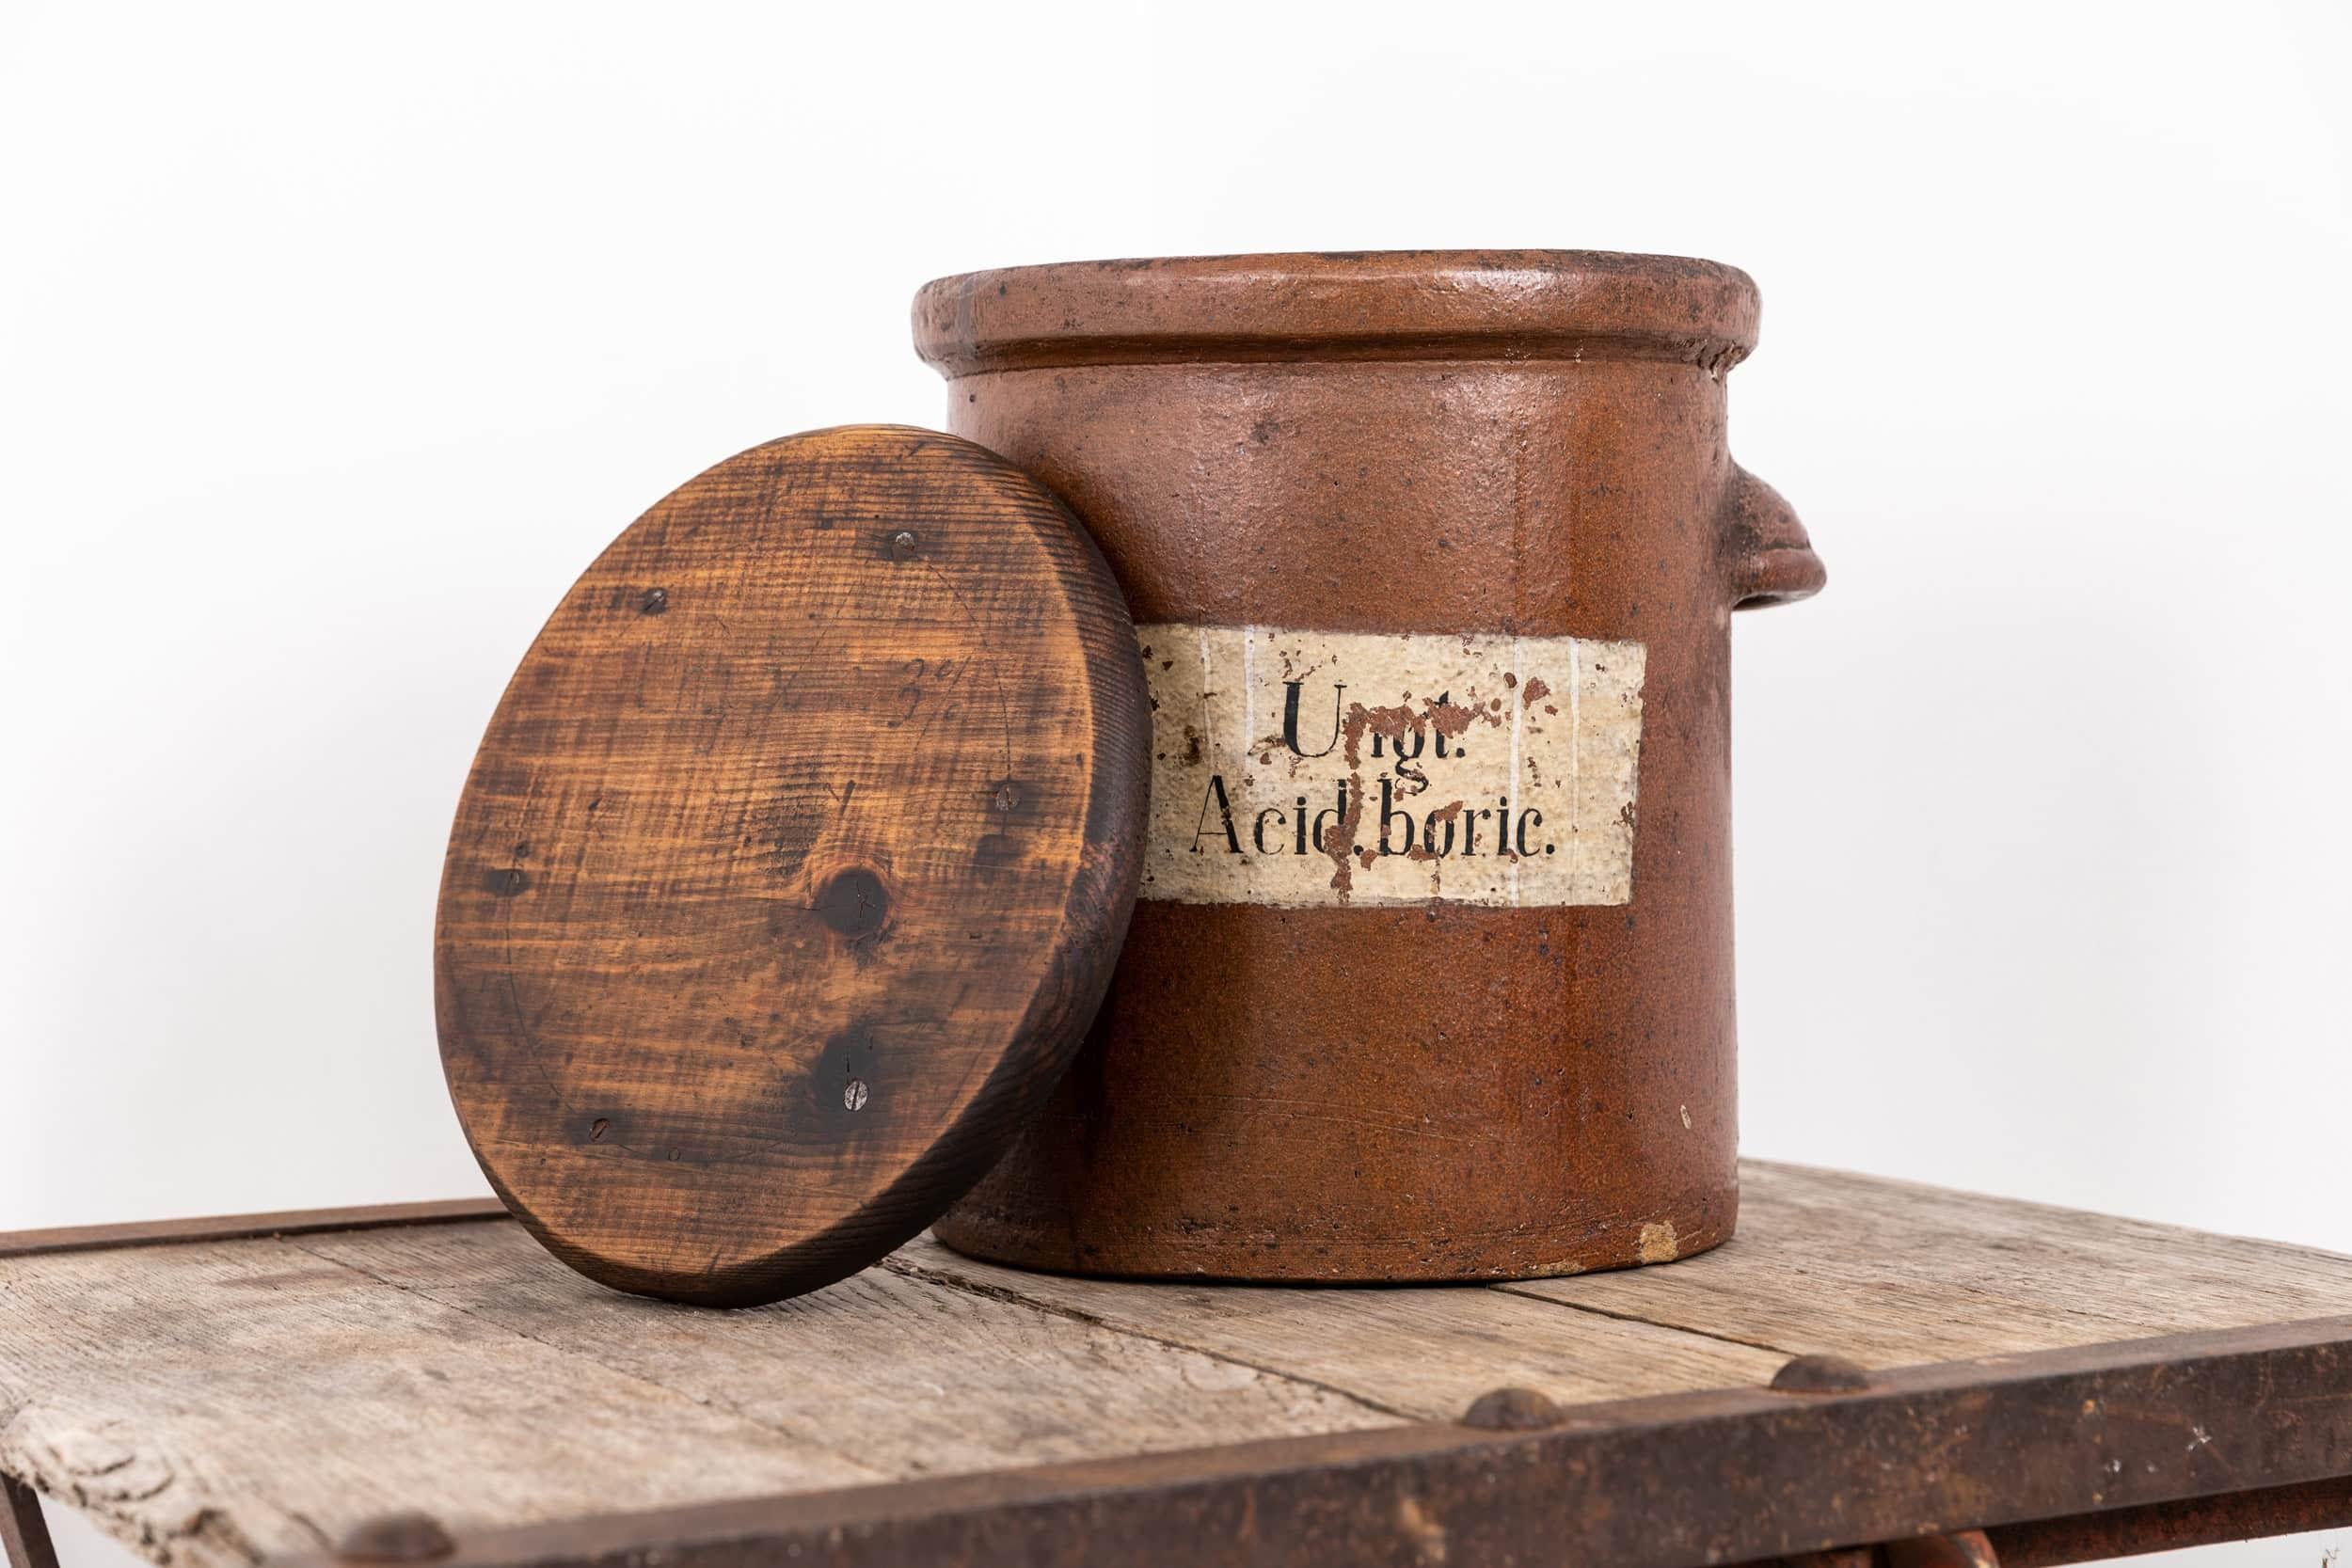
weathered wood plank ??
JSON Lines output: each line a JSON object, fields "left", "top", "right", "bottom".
{"left": 1, "top": 1236, "right": 857, "bottom": 1567}
{"left": 258, "top": 1320, "right": 2352, "bottom": 1568}
{"left": 1507, "top": 1161, "right": 2352, "bottom": 1366}
{"left": 8, "top": 1163, "right": 2352, "bottom": 1568}
{"left": 883, "top": 1236, "right": 1787, "bottom": 1416}
{"left": 295, "top": 1222, "right": 1392, "bottom": 1465}
{"left": 0, "top": 1227, "right": 1383, "bottom": 1568}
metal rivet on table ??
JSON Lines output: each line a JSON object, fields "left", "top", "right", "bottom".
{"left": 1460, "top": 1386, "right": 1566, "bottom": 1431}
{"left": 336, "top": 1512, "right": 454, "bottom": 1563}
{"left": 890, "top": 530, "right": 919, "bottom": 562}
{"left": 1770, "top": 1354, "right": 1874, "bottom": 1394}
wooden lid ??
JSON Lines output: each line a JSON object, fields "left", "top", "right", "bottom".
{"left": 435, "top": 425, "right": 1148, "bottom": 1306}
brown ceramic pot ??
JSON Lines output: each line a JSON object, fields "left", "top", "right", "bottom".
{"left": 914, "top": 251, "right": 1823, "bottom": 1281}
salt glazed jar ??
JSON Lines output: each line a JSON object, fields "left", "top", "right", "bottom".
{"left": 914, "top": 251, "right": 1823, "bottom": 1281}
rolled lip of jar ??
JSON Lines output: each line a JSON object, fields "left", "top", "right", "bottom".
{"left": 912, "top": 249, "right": 1761, "bottom": 375}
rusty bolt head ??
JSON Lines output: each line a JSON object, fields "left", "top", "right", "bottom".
{"left": 889, "top": 530, "right": 919, "bottom": 562}
{"left": 1460, "top": 1386, "right": 1567, "bottom": 1431}
{"left": 336, "top": 1512, "right": 454, "bottom": 1563}
{"left": 1770, "top": 1353, "right": 1874, "bottom": 1395}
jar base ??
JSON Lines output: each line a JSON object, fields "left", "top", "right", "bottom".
{"left": 929, "top": 1203, "right": 1734, "bottom": 1285}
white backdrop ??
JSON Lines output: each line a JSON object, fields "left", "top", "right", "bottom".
{"left": 4, "top": 3, "right": 2346, "bottom": 1565}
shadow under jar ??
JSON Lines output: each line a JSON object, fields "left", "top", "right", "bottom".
{"left": 914, "top": 251, "right": 1824, "bottom": 1281}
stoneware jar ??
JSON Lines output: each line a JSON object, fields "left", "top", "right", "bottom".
{"left": 914, "top": 251, "right": 1823, "bottom": 1281}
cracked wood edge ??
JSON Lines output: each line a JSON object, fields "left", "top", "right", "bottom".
{"left": 0, "top": 1224, "right": 1391, "bottom": 1568}
{"left": 294, "top": 1220, "right": 1404, "bottom": 1450}
{"left": 0, "top": 1233, "right": 871, "bottom": 1568}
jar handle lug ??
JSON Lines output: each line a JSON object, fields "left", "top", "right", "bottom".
{"left": 1719, "top": 465, "right": 1826, "bottom": 610}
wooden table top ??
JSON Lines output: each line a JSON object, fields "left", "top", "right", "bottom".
{"left": 4, "top": 1162, "right": 2348, "bottom": 1568}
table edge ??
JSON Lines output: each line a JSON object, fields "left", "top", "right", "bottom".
{"left": 239, "top": 1314, "right": 2352, "bottom": 1568}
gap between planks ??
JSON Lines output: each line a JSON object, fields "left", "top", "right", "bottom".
{"left": 1487, "top": 1280, "right": 1798, "bottom": 1357}
{"left": 885, "top": 1249, "right": 1803, "bottom": 1385}
{"left": 874, "top": 1253, "right": 1423, "bottom": 1422}
{"left": 880, "top": 1233, "right": 1797, "bottom": 1415}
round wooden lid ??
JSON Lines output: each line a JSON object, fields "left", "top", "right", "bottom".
{"left": 435, "top": 425, "right": 1148, "bottom": 1306}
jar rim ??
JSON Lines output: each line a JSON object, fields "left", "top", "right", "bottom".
{"left": 913, "top": 249, "right": 1760, "bottom": 376}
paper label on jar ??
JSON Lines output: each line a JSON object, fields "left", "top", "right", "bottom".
{"left": 1136, "top": 624, "right": 1647, "bottom": 907}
